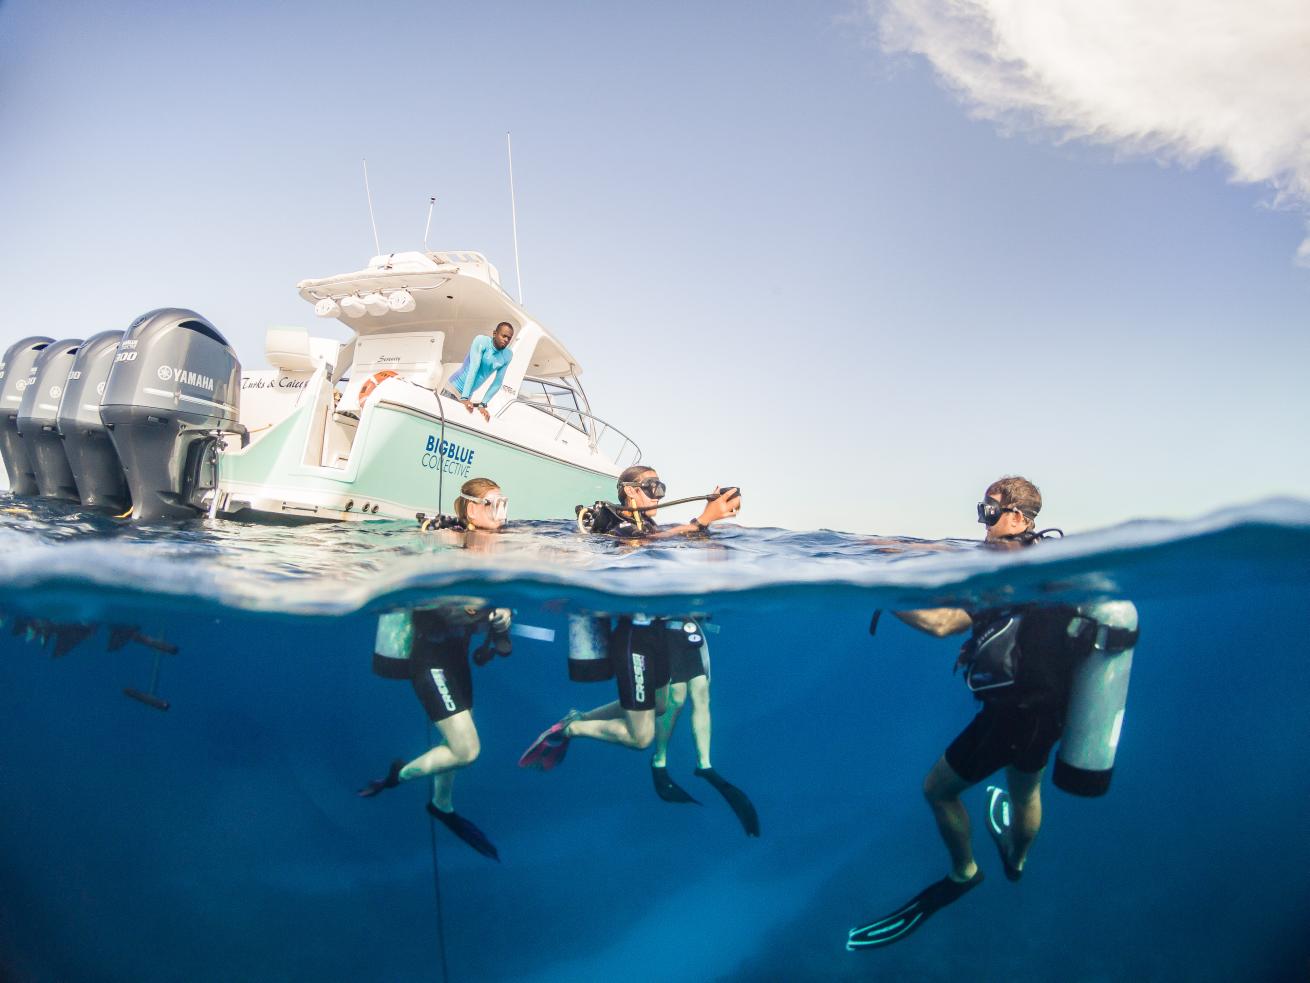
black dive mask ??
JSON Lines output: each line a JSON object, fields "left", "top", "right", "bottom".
{"left": 977, "top": 500, "right": 1025, "bottom": 527}
{"left": 622, "top": 478, "right": 666, "bottom": 501}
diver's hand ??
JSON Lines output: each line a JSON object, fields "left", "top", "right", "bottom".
{"left": 699, "top": 487, "right": 742, "bottom": 525}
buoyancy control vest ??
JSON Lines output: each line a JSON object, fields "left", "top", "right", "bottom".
{"left": 959, "top": 604, "right": 1093, "bottom": 707}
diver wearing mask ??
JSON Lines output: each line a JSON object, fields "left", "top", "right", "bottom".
{"left": 518, "top": 466, "right": 758, "bottom": 836}
{"left": 848, "top": 476, "right": 1096, "bottom": 950}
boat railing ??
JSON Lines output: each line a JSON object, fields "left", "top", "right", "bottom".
{"left": 495, "top": 396, "right": 642, "bottom": 467}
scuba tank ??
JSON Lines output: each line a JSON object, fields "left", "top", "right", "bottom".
{"left": 1053, "top": 600, "right": 1139, "bottom": 797}
{"left": 568, "top": 614, "right": 614, "bottom": 681}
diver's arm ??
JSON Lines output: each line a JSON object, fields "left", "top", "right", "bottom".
{"left": 893, "top": 608, "right": 973, "bottom": 637}
{"left": 642, "top": 487, "right": 741, "bottom": 539}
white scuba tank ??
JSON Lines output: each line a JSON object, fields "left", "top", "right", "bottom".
{"left": 1053, "top": 600, "right": 1139, "bottom": 797}
{"left": 567, "top": 614, "right": 614, "bottom": 682}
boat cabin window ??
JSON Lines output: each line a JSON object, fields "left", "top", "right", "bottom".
{"left": 518, "top": 377, "right": 587, "bottom": 434}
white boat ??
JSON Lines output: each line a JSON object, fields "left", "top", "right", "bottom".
{"left": 0, "top": 250, "right": 641, "bottom": 523}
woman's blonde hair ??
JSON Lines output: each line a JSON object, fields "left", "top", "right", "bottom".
{"left": 453, "top": 477, "right": 501, "bottom": 524}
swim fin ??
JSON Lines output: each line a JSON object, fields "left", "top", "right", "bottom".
{"left": 846, "top": 870, "right": 985, "bottom": 950}
{"left": 357, "top": 758, "right": 405, "bottom": 798}
{"left": 518, "top": 712, "right": 578, "bottom": 771}
{"left": 652, "top": 764, "right": 700, "bottom": 804}
{"left": 426, "top": 803, "right": 500, "bottom": 862}
{"left": 986, "top": 785, "right": 1023, "bottom": 882}
{"left": 694, "top": 767, "right": 759, "bottom": 837}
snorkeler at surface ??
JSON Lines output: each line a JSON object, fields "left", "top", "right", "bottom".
{"left": 444, "top": 321, "right": 515, "bottom": 422}
{"left": 359, "top": 478, "right": 511, "bottom": 860}
{"left": 518, "top": 465, "right": 756, "bottom": 831}
{"left": 848, "top": 476, "right": 1112, "bottom": 950}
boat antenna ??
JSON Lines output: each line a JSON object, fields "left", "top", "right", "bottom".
{"left": 362, "top": 158, "right": 381, "bottom": 256}
{"left": 423, "top": 196, "right": 437, "bottom": 251}
{"left": 506, "top": 132, "right": 524, "bottom": 304}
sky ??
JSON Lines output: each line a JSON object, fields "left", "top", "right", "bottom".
{"left": 1, "top": 1, "right": 1307, "bottom": 537}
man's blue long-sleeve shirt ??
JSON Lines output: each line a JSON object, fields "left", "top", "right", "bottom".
{"left": 449, "top": 335, "right": 513, "bottom": 405}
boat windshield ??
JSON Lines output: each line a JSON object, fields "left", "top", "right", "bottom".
{"left": 518, "top": 377, "right": 588, "bottom": 434}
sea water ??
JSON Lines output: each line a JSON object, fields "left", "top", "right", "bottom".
{"left": 1, "top": 498, "right": 1308, "bottom": 982}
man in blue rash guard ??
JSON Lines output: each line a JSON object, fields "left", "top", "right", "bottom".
{"left": 446, "top": 321, "right": 515, "bottom": 422}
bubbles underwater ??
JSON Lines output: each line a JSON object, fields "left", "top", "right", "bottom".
{"left": 1, "top": 498, "right": 1308, "bottom": 982}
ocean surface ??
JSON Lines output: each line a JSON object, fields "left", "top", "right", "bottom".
{"left": 1, "top": 495, "right": 1308, "bottom": 982}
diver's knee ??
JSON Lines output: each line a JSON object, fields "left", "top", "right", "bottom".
{"left": 628, "top": 719, "right": 655, "bottom": 749}
{"left": 450, "top": 733, "right": 481, "bottom": 766}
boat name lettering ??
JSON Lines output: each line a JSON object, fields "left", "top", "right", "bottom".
{"left": 424, "top": 435, "right": 475, "bottom": 465}
{"left": 241, "top": 377, "right": 308, "bottom": 390}
{"left": 420, "top": 452, "right": 472, "bottom": 477}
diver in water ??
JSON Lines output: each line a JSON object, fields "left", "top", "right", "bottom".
{"left": 518, "top": 465, "right": 756, "bottom": 832}
{"left": 418, "top": 477, "right": 509, "bottom": 536}
{"left": 444, "top": 321, "right": 515, "bottom": 422}
{"left": 359, "top": 478, "right": 511, "bottom": 861}
{"left": 848, "top": 476, "right": 1100, "bottom": 950}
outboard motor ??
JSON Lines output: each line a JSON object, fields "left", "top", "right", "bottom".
{"left": 57, "top": 330, "right": 130, "bottom": 511}
{"left": 100, "top": 309, "right": 242, "bottom": 522}
{"left": 0, "top": 336, "right": 53, "bottom": 496}
{"left": 16, "top": 338, "right": 83, "bottom": 501}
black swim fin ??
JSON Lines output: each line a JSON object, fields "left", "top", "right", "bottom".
{"left": 846, "top": 870, "right": 985, "bottom": 950}
{"left": 652, "top": 764, "right": 700, "bottom": 804}
{"left": 695, "top": 767, "right": 760, "bottom": 837}
{"left": 427, "top": 803, "right": 500, "bottom": 862}
{"left": 357, "top": 758, "right": 405, "bottom": 798}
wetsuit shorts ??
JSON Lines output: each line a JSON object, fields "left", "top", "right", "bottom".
{"left": 409, "top": 637, "right": 473, "bottom": 723}
{"left": 612, "top": 620, "right": 673, "bottom": 712}
{"left": 944, "top": 700, "right": 1065, "bottom": 783}
{"left": 668, "top": 636, "right": 709, "bottom": 685}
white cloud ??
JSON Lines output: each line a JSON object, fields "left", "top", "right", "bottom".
{"left": 866, "top": 0, "right": 1310, "bottom": 263}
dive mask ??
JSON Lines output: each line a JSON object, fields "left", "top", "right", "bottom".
{"left": 460, "top": 492, "right": 509, "bottom": 522}
{"left": 977, "top": 500, "right": 1025, "bottom": 527}
{"left": 622, "top": 478, "right": 667, "bottom": 500}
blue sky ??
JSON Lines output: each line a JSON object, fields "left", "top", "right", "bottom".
{"left": 2, "top": 1, "right": 1306, "bottom": 536}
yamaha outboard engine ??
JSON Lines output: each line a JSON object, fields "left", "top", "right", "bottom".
{"left": 100, "top": 309, "right": 242, "bottom": 522}
{"left": 16, "top": 338, "right": 83, "bottom": 501}
{"left": 58, "top": 330, "right": 130, "bottom": 511}
{"left": 0, "top": 336, "right": 53, "bottom": 496}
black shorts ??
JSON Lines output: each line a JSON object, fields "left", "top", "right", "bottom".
{"left": 669, "top": 635, "right": 709, "bottom": 685}
{"left": 944, "top": 700, "right": 1065, "bottom": 784}
{"left": 409, "top": 638, "right": 473, "bottom": 723}
{"left": 612, "top": 620, "right": 672, "bottom": 711}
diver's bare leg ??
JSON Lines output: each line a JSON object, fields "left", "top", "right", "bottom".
{"left": 923, "top": 755, "right": 979, "bottom": 880}
{"left": 651, "top": 682, "right": 688, "bottom": 767}
{"left": 1003, "top": 765, "right": 1043, "bottom": 871}
{"left": 687, "top": 675, "right": 712, "bottom": 769}
{"left": 567, "top": 705, "right": 659, "bottom": 749}
{"left": 400, "top": 711, "right": 481, "bottom": 779}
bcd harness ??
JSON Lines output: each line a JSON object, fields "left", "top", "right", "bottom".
{"left": 960, "top": 607, "right": 1140, "bottom": 697}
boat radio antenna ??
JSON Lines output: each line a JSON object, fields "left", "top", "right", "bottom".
{"left": 362, "top": 158, "right": 382, "bottom": 256}
{"left": 506, "top": 132, "right": 524, "bottom": 304}
{"left": 423, "top": 196, "right": 437, "bottom": 251}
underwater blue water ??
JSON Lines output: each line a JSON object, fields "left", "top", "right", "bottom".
{"left": 1, "top": 497, "right": 1308, "bottom": 982}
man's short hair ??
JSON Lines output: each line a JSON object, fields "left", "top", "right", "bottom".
{"left": 495, "top": 321, "right": 515, "bottom": 334}
{"left": 986, "top": 475, "right": 1041, "bottom": 521}
{"left": 617, "top": 464, "right": 654, "bottom": 500}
